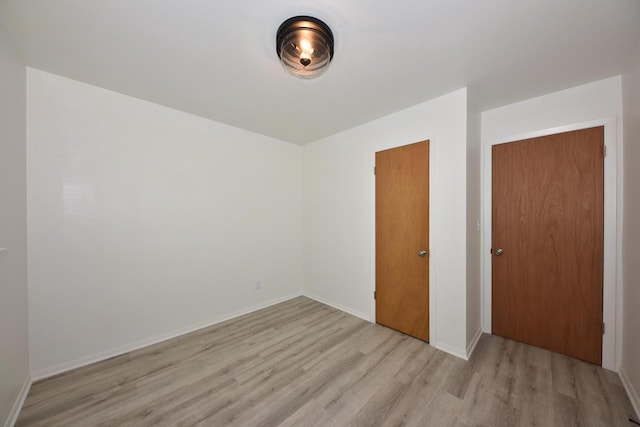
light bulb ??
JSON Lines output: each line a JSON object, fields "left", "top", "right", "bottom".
{"left": 300, "top": 39, "right": 313, "bottom": 52}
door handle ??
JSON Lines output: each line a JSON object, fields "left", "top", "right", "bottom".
{"left": 418, "top": 250, "right": 427, "bottom": 257}
{"left": 494, "top": 248, "right": 504, "bottom": 256}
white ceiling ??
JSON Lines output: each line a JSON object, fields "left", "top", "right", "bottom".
{"left": 1, "top": 0, "right": 639, "bottom": 144}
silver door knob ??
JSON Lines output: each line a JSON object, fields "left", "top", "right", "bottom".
{"left": 495, "top": 248, "right": 504, "bottom": 256}
{"left": 418, "top": 250, "right": 427, "bottom": 257}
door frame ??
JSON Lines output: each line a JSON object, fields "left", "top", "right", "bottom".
{"left": 482, "top": 117, "right": 620, "bottom": 370}
{"left": 370, "top": 139, "right": 437, "bottom": 345}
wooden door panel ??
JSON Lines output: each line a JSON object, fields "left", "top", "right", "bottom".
{"left": 492, "top": 127, "right": 604, "bottom": 364}
{"left": 376, "top": 140, "right": 429, "bottom": 341}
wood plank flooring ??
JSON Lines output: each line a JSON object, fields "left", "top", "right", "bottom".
{"left": 17, "top": 297, "right": 636, "bottom": 426}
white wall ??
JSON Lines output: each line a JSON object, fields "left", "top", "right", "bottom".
{"left": 621, "top": 46, "right": 640, "bottom": 417}
{"left": 0, "top": 18, "right": 29, "bottom": 427}
{"left": 481, "top": 76, "right": 624, "bottom": 370}
{"left": 303, "top": 89, "right": 470, "bottom": 358}
{"left": 27, "top": 69, "right": 303, "bottom": 376}
{"left": 466, "top": 93, "right": 482, "bottom": 354}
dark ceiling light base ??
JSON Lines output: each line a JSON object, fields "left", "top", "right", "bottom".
{"left": 276, "top": 16, "right": 334, "bottom": 79}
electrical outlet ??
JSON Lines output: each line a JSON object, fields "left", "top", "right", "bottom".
{"left": 255, "top": 280, "right": 262, "bottom": 290}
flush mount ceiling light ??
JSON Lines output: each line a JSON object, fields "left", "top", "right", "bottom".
{"left": 276, "top": 16, "right": 334, "bottom": 79}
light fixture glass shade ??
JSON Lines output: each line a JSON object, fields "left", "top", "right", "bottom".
{"left": 276, "top": 16, "right": 334, "bottom": 79}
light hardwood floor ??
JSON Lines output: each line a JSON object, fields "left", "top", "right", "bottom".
{"left": 17, "top": 297, "right": 636, "bottom": 426}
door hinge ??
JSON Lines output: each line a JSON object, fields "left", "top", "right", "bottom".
{"left": 603, "top": 146, "right": 607, "bottom": 158}
{"left": 374, "top": 291, "right": 376, "bottom": 300}
{"left": 602, "top": 322, "right": 605, "bottom": 335}
{"left": 374, "top": 166, "right": 376, "bottom": 175}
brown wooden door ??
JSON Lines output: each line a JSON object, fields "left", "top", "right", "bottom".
{"left": 376, "top": 140, "right": 429, "bottom": 341}
{"left": 492, "top": 127, "right": 604, "bottom": 364}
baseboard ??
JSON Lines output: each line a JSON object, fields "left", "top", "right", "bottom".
{"left": 303, "top": 293, "right": 371, "bottom": 322}
{"left": 434, "top": 341, "right": 469, "bottom": 361}
{"left": 466, "top": 327, "right": 484, "bottom": 360}
{"left": 4, "top": 375, "right": 31, "bottom": 427}
{"left": 31, "top": 291, "right": 303, "bottom": 381}
{"left": 303, "top": 293, "right": 475, "bottom": 362}
{"left": 620, "top": 366, "right": 640, "bottom": 420}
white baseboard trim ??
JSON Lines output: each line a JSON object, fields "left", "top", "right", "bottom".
{"left": 303, "top": 293, "right": 371, "bottom": 322}
{"left": 434, "top": 341, "right": 469, "bottom": 361}
{"left": 619, "top": 366, "right": 640, "bottom": 420}
{"left": 466, "top": 327, "right": 484, "bottom": 360}
{"left": 4, "top": 375, "right": 31, "bottom": 427}
{"left": 303, "top": 293, "right": 474, "bottom": 362}
{"left": 31, "top": 292, "right": 303, "bottom": 382}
